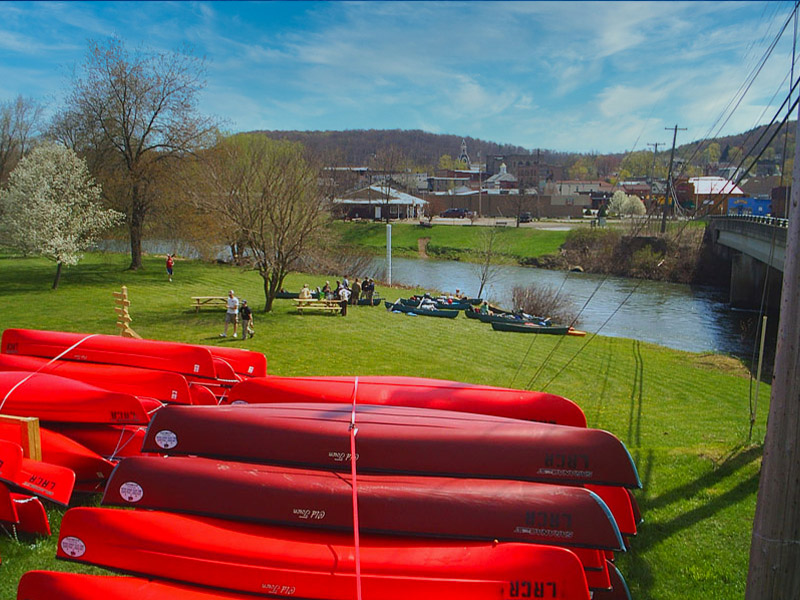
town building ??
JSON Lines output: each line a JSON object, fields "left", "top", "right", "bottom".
{"left": 332, "top": 184, "right": 428, "bottom": 220}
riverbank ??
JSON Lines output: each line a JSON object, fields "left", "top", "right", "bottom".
{"left": 330, "top": 220, "right": 570, "bottom": 263}
{"left": 331, "top": 219, "right": 728, "bottom": 286}
{"left": 0, "top": 249, "right": 764, "bottom": 600}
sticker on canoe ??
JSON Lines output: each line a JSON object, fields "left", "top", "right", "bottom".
{"left": 61, "top": 536, "right": 86, "bottom": 557}
{"left": 193, "top": 364, "right": 200, "bottom": 373}
{"left": 154, "top": 430, "right": 178, "bottom": 450}
{"left": 171, "top": 390, "right": 178, "bottom": 400}
{"left": 119, "top": 482, "right": 144, "bottom": 503}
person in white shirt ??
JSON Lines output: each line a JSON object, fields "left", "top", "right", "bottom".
{"left": 220, "top": 290, "right": 239, "bottom": 338}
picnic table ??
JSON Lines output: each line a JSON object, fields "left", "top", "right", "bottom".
{"left": 191, "top": 296, "right": 228, "bottom": 312}
{"left": 294, "top": 298, "right": 342, "bottom": 315}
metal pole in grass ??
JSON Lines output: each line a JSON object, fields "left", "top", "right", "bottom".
{"left": 745, "top": 108, "right": 800, "bottom": 599}
{"left": 386, "top": 223, "right": 392, "bottom": 286}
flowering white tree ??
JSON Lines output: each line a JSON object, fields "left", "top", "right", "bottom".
{"left": 0, "top": 143, "right": 124, "bottom": 289}
{"left": 609, "top": 189, "right": 646, "bottom": 217}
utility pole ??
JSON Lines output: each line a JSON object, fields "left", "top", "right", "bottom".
{"left": 647, "top": 142, "right": 663, "bottom": 182}
{"left": 745, "top": 112, "right": 800, "bottom": 599}
{"left": 661, "top": 125, "right": 686, "bottom": 234}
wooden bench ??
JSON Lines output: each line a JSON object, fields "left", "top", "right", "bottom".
{"left": 191, "top": 296, "right": 228, "bottom": 312}
{"left": 295, "top": 298, "right": 342, "bottom": 314}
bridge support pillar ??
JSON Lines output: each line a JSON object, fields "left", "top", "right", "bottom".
{"left": 730, "top": 252, "right": 782, "bottom": 311}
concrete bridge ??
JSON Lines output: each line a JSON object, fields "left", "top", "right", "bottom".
{"left": 708, "top": 215, "right": 788, "bottom": 310}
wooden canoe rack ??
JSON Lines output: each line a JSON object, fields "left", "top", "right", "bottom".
{"left": 0, "top": 415, "right": 42, "bottom": 461}
{"left": 114, "top": 286, "right": 141, "bottom": 338}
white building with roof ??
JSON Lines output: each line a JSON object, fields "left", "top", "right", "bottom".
{"left": 333, "top": 184, "right": 428, "bottom": 220}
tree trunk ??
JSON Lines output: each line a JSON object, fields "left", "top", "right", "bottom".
{"left": 128, "top": 185, "right": 145, "bottom": 270}
{"left": 52, "top": 261, "right": 63, "bottom": 290}
{"left": 261, "top": 271, "right": 275, "bottom": 313}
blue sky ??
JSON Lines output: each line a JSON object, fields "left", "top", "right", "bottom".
{"left": 0, "top": 1, "right": 796, "bottom": 154}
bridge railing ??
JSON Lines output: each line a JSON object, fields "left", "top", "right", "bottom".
{"left": 709, "top": 215, "right": 788, "bottom": 229}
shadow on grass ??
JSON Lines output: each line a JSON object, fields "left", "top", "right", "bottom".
{"left": 627, "top": 339, "right": 644, "bottom": 448}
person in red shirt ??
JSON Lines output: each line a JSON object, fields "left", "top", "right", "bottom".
{"left": 166, "top": 254, "right": 174, "bottom": 282}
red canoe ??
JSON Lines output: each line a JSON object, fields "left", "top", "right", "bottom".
{"left": 0, "top": 439, "right": 75, "bottom": 505}
{"left": 143, "top": 403, "right": 641, "bottom": 488}
{"left": 57, "top": 507, "right": 591, "bottom": 600}
{"left": 49, "top": 424, "right": 148, "bottom": 460}
{"left": 0, "top": 371, "right": 149, "bottom": 425}
{"left": 228, "top": 375, "right": 586, "bottom": 427}
{"left": 102, "top": 455, "right": 624, "bottom": 551}
{"left": 10, "top": 493, "right": 50, "bottom": 536}
{"left": 40, "top": 427, "right": 115, "bottom": 485}
{"left": 0, "top": 482, "right": 16, "bottom": 523}
{"left": 198, "top": 344, "right": 267, "bottom": 378}
{"left": 1, "top": 329, "right": 218, "bottom": 380}
{"left": 0, "top": 354, "right": 195, "bottom": 406}
{"left": 18, "top": 571, "right": 284, "bottom": 600}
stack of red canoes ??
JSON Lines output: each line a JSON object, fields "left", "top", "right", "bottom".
{"left": 0, "top": 328, "right": 265, "bottom": 540}
{"left": 7, "top": 328, "right": 640, "bottom": 600}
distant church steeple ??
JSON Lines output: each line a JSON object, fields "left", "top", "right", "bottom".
{"left": 458, "top": 139, "right": 470, "bottom": 167}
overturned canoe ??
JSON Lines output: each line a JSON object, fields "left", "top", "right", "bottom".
{"left": 227, "top": 374, "right": 587, "bottom": 427}
{"left": 57, "top": 507, "right": 592, "bottom": 600}
{"left": 103, "top": 455, "right": 624, "bottom": 551}
{"left": 0, "top": 371, "right": 150, "bottom": 425}
{"left": 1, "top": 329, "right": 227, "bottom": 380}
{"left": 142, "top": 403, "right": 641, "bottom": 488}
{"left": 0, "top": 439, "right": 75, "bottom": 505}
{"left": 0, "top": 354, "right": 197, "bottom": 406}
{"left": 49, "top": 424, "right": 148, "bottom": 460}
{"left": 17, "top": 571, "right": 271, "bottom": 600}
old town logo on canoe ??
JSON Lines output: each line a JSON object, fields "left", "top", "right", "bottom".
{"left": 60, "top": 536, "right": 86, "bottom": 558}
{"left": 119, "top": 481, "right": 144, "bottom": 503}
{"left": 154, "top": 430, "right": 178, "bottom": 450}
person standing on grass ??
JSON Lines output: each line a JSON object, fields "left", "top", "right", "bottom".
{"left": 338, "top": 285, "right": 351, "bottom": 316}
{"left": 166, "top": 253, "right": 174, "bottom": 282}
{"left": 351, "top": 278, "right": 361, "bottom": 305}
{"left": 239, "top": 300, "right": 254, "bottom": 339}
{"left": 221, "top": 290, "right": 239, "bottom": 338}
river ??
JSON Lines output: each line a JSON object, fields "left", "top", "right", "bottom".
{"left": 98, "top": 239, "right": 768, "bottom": 361}
{"left": 378, "top": 257, "right": 769, "bottom": 361}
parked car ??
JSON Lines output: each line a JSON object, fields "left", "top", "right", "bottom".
{"left": 518, "top": 212, "right": 532, "bottom": 223}
{"left": 440, "top": 208, "right": 472, "bottom": 218}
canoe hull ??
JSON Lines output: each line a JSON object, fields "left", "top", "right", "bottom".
{"left": 57, "top": 507, "right": 592, "bottom": 600}
{"left": 228, "top": 375, "right": 587, "bottom": 427}
{"left": 103, "top": 455, "right": 624, "bottom": 550}
{"left": 142, "top": 403, "right": 641, "bottom": 488}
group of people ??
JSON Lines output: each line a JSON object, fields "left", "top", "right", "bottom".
{"left": 220, "top": 290, "right": 255, "bottom": 339}
{"left": 312, "top": 277, "right": 377, "bottom": 302}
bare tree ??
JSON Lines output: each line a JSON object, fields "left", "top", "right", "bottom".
{"left": 61, "top": 37, "right": 216, "bottom": 270}
{"left": 472, "top": 226, "right": 505, "bottom": 298}
{"left": 0, "top": 95, "right": 44, "bottom": 185}
{"left": 370, "top": 146, "right": 407, "bottom": 222}
{"left": 190, "top": 134, "right": 330, "bottom": 312}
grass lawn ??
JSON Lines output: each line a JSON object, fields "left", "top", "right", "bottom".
{"left": 330, "top": 221, "right": 569, "bottom": 261}
{"left": 0, "top": 249, "right": 766, "bottom": 600}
